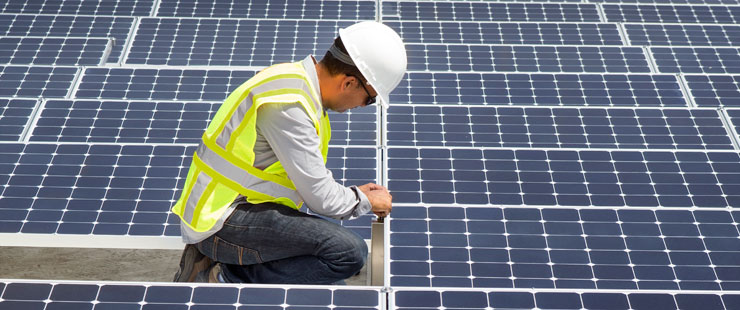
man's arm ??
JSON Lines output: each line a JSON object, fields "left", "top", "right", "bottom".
{"left": 256, "top": 102, "right": 375, "bottom": 219}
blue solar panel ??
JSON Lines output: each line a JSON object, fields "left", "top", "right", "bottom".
{"left": 604, "top": 4, "right": 740, "bottom": 24}
{"left": 0, "top": 37, "right": 111, "bottom": 66}
{"left": 625, "top": 23, "right": 740, "bottom": 46}
{"left": 0, "top": 98, "right": 37, "bottom": 142}
{"left": 0, "top": 0, "right": 155, "bottom": 16}
{"left": 0, "top": 143, "right": 376, "bottom": 237}
{"left": 382, "top": 1, "right": 600, "bottom": 22}
{"left": 0, "top": 14, "right": 135, "bottom": 63}
{"left": 651, "top": 47, "right": 740, "bottom": 74}
{"left": 387, "top": 106, "right": 733, "bottom": 150}
{"left": 392, "top": 72, "right": 687, "bottom": 106}
{"left": 683, "top": 74, "right": 740, "bottom": 107}
{"left": 387, "top": 148, "right": 740, "bottom": 207}
{"left": 0, "top": 280, "right": 381, "bottom": 309}
{"left": 29, "top": 99, "right": 377, "bottom": 146}
{"left": 393, "top": 289, "right": 740, "bottom": 309}
{"left": 723, "top": 109, "right": 740, "bottom": 143}
{"left": 406, "top": 44, "right": 652, "bottom": 73}
{"left": 74, "top": 68, "right": 255, "bottom": 101}
{"left": 156, "top": 0, "right": 376, "bottom": 20}
{"left": 388, "top": 21, "right": 624, "bottom": 45}
{"left": 390, "top": 205, "right": 740, "bottom": 289}
{"left": 0, "top": 65, "right": 77, "bottom": 98}
{"left": 125, "top": 18, "right": 353, "bottom": 66}
{"left": 594, "top": 0, "right": 740, "bottom": 3}
{"left": 1, "top": 0, "right": 740, "bottom": 305}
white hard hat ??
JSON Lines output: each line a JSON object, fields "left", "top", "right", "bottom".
{"left": 339, "top": 21, "right": 407, "bottom": 108}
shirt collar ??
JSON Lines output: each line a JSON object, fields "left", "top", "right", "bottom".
{"left": 301, "top": 55, "right": 323, "bottom": 114}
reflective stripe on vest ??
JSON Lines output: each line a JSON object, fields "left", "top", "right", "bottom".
{"left": 172, "top": 61, "right": 330, "bottom": 232}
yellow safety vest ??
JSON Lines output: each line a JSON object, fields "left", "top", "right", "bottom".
{"left": 172, "top": 61, "right": 331, "bottom": 232}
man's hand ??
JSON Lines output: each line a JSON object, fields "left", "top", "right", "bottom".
{"left": 358, "top": 183, "right": 392, "bottom": 218}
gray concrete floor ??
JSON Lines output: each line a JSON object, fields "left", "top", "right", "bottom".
{"left": 0, "top": 247, "right": 367, "bottom": 285}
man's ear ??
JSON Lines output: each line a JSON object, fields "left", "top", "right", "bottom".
{"left": 341, "top": 75, "right": 354, "bottom": 90}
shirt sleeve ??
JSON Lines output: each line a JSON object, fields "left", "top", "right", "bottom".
{"left": 255, "top": 102, "right": 372, "bottom": 220}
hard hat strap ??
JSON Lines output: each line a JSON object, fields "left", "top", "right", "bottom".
{"left": 328, "top": 44, "right": 355, "bottom": 67}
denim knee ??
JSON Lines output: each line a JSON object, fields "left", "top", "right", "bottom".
{"left": 328, "top": 231, "right": 368, "bottom": 277}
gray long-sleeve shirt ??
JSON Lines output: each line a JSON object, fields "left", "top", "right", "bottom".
{"left": 180, "top": 56, "right": 372, "bottom": 244}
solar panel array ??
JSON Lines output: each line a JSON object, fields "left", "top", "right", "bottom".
{"left": 2, "top": 0, "right": 740, "bottom": 308}
{"left": 0, "top": 280, "right": 383, "bottom": 310}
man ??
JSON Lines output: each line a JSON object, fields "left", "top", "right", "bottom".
{"left": 171, "top": 21, "right": 407, "bottom": 284}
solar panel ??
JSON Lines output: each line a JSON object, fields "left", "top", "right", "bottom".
{"left": 0, "top": 98, "right": 37, "bottom": 142}
{"left": 603, "top": 4, "right": 740, "bottom": 24}
{"left": 156, "top": 0, "right": 376, "bottom": 20}
{"left": 386, "top": 147, "right": 740, "bottom": 207}
{"left": 0, "top": 36, "right": 111, "bottom": 66}
{"left": 0, "top": 14, "right": 135, "bottom": 63}
{"left": 392, "top": 288, "right": 740, "bottom": 309}
{"left": 0, "top": 0, "right": 155, "bottom": 16}
{"left": 682, "top": 74, "right": 740, "bottom": 107}
{"left": 28, "top": 99, "right": 378, "bottom": 146}
{"left": 0, "top": 65, "right": 78, "bottom": 98}
{"left": 723, "top": 108, "right": 740, "bottom": 142}
{"left": 392, "top": 72, "right": 687, "bottom": 106}
{"left": 386, "top": 106, "right": 733, "bottom": 150}
{"left": 624, "top": 23, "right": 740, "bottom": 46}
{"left": 0, "top": 143, "right": 376, "bottom": 237}
{"left": 73, "top": 67, "right": 255, "bottom": 102}
{"left": 382, "top": 1, "right": 601, "bottom": 22}
{"left": 0, "top": 280, "right": 382, "bottom": 309}
{"left": 390, "top": 205, "right": 740, "bottom": 289}
{"left": 406, "top": 44, "right": 652, "bottom": 73}
{"left": 594, "top": 0, "right": 740, "bottom": 3}
{"left": 651, "top": 47, "right": 740, "bottom": 74}
{"left": 125, "top": 18, "right": 352, "bottom": 66}
{"left": 388, "top": 21, "right": 624, "bottom": 45}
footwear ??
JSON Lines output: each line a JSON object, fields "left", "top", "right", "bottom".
{"left": 173, "top": 244, "right": 213, "bottom": 282}
{"left": 195, "top": 262, "right": 224, "bottom": 283}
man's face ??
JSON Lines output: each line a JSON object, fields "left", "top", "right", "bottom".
{"left": 328, "top": 75, "right": 377, "bottom": 113}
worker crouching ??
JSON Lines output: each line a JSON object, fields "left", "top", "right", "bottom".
{"left": 171, "top": 21, "right": 407, "bottom": 284}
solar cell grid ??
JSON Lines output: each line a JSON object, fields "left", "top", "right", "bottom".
{"left": 0, "top": 36, "right": 110, "bottom": 66}
{"left": 625, "top": 23, "right": 740, "bottom": 47}
{"left": 392, "top": 289, "right": 740, "bottom": 309}
{"left": 386, "top": 147, "right": 740, "bottom": 207}
{"left": 386, "top": 105, "right": 733, "bottom": 150}
{"left": 651, "top": 47, "right": 740, "bottom": 74}
{"left": 0, "top": 0, "right": 154, "bottom": 16}
{"left": 125, "top": 18, "right": 353, "bottom": 66}
{"left": 30, "top": 100, "right": 219, "bottom": 144}
{"left": 156, "top": 0, "right": 376, "bottom": 20}
{"left": 0, "top": 98, "right": 37, "bottom": 142}
{"left": 722, "top": 109, "right": 740, "bottom": 144}
{"left": 29, "top": 99, "right": 378, "bottom": 146}
{"left": 0, "top": 143, "right": 376, "bottom": 237}
{"left": 0, "top": 280, "right": 381, "bottom": 309}
{"left": 0, "top": 65, "right": 77, "bottom": 98}
{"left": 588, "top": 0, "right": 740, "bottom": 5}
{"left": 682, "top": 74, "right": 740, "bottom": 107}
{"left": 74, "top": 67, "right": 255, "bottom": 102}
{"left": 388, "top": 21, "right": 624, "bottom": 45}
{"left": 382, "top": 1, "right": 601, "bottom": 22}
{"left": 392, "top": 72, "right": 687, "bottom": 106}
{"left": 0, "top": 14, "right": 135, "bottom": 63}
{"left": 593, "top": 0, "right": 740, "bottom": 3}
{"left": 603, "top": 4, "right": 740, "bottom": 24}
{"left": 406, "top": 44, "right": 652, "bottom": 73}
{"left": 390, "top": 205, "right": 740, "bottom": 289}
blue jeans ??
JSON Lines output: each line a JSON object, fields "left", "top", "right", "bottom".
{"left": 195, "top": 201, "right": 368, "bottom": 284}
